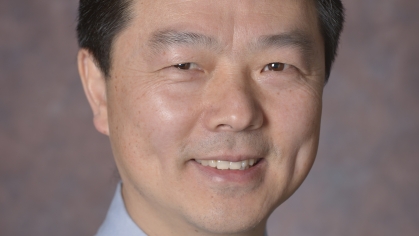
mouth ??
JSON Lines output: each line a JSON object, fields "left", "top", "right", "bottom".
{"left": 194, "top": 158, "right": 261, "bottom": 170}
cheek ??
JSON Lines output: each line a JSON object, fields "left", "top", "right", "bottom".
{"left": 263, "top": 87, "right": 322, "bottom": 198}
{"left": 268, "top": 88, "right": 322, "bottom": 145}
{"left": 143, "top": 89, "right": 200, "bottom": 156}
{"left": 109, "top": 81, "right": 201, "bottom": 165}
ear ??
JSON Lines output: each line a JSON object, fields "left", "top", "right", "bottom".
{"left": 77, "top": 49, "right": 110, "bottom": 135}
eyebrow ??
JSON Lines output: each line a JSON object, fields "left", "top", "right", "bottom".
{"left": 148, "top": 29, "right": 219, "bottom": 52}
{"left": 257, "top": 31, "right": 314, "bottom": 51}
{"left": 255, "top": 31, "right": 316, "bottom": 67}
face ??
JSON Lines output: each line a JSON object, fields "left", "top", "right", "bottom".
{"left": 80, "top": 0, "right": 325, "bottom": 235}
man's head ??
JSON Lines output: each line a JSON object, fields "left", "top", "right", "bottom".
{"left": 77, "top": 0, "right": 344, "bottom": 235}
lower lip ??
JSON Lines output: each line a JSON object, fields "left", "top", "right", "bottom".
{"left": 190, "top": 159, "right": 266, "bottom": 184}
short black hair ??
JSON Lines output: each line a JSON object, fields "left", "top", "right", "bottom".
{"left": 77, "top": 0, "right": 344, "bottom": 81}
{"left": 316, "top": 0, "right": 345, "bottom": 80}
{"left": 77, "top": 0, "right": 133, "bottom": 77}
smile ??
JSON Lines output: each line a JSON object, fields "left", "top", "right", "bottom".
{"left": 195, "top": 159, "right": 260, "bottom": 170}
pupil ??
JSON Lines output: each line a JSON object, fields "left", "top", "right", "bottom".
{"left": 270, "top": 63, "right": 284, "bottom": 71}
{"left": 176, "top": 63, "right": 190, "bottom": 70}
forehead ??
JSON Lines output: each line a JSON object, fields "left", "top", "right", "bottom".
{"left": 110, "top": 0, "right": 324, "bottom": 74}
{"left": 126, "top": 0, "right": 320, "bottom": 43}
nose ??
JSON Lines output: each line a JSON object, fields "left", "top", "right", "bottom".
{"left": 202, "top": 69, "right": 264, "bottom": 132}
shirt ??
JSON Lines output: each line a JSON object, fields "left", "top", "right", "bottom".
{"left": 96, "top": 182, "right": 268, "bottom": 236}
{"left": 95, "top": 183, "right": 146, "bottom": 236}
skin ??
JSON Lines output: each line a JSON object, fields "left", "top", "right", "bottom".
{"left": 78, "top": 0, "right": 325, "bottom": 235}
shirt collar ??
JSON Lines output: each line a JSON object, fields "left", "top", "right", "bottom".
{"left": 95, "top": 182, "right": 147, "bottom": 236}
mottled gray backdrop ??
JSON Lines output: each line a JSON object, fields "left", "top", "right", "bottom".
{"left": 1, "top": 0, "right": 418, "bottom": 235}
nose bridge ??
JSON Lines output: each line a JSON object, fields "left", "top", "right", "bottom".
{"left": 202, "top": 66, "right": 263, "bottom": 132}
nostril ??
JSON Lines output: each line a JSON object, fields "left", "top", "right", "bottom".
{"left": 216, "top": 123, "right": 234, "bottom": 130}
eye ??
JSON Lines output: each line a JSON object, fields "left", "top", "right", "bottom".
{"left": 261, "top": 63, "right": 289, "bottom": 72}
{"left": 173, "top": 62, "right": 200, "bottom": 70}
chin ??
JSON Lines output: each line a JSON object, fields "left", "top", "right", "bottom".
{"left": 182, "top": 201, "right": 270, "bottom": 235}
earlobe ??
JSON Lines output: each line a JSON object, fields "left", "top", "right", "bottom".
{"left": 77, "top": 49, "right": 110, "bottom": 135}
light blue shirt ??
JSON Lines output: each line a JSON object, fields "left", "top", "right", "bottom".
{"left": 95, "top": 183, "right": 146, "bottom": 236}
{"left": 96, "top": 182, "right": 268, "bottom": 236}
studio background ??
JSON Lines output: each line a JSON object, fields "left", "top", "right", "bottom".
{"left": 1, "top": 0, "right": 418, "bottom": 235}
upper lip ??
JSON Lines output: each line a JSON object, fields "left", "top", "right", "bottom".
{"left": 194, "top": 155, "right": 263, "bottom": 162}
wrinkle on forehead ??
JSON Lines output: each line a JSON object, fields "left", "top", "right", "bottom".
{"left": 148, "top": 29, "right": 221, "bottom": 53}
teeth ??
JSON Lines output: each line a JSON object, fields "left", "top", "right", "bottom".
{"left": 240, "top": 160, "right": 249, "bottom": 170}
{"left": 217, "top": 160, "right": 230, "bottom": 170}
{"left": 195, "top": 158, "right": 259, "bottom": 170}
{"left": 209, "top": 160, "right": 217, "bottom": 168}
{"left": 229, "top": 161, "right": 242, "bottom": 170}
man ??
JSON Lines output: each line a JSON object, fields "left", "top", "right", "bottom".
{"left": 76, "top": 0, "right": 344, "bottom": 235}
